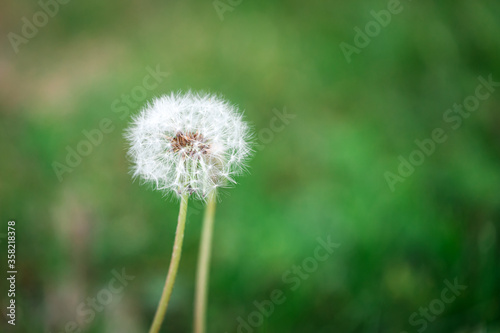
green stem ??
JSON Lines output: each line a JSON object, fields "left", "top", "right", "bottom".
{"left": 149, "top": 193, "right": 189, "bottom": 333}
{"left": 194, "top": 190, "right": 217, "bottom": 333}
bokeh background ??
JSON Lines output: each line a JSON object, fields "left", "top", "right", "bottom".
{"left": 1, "top": 0, "right": 500, "bottom": 332}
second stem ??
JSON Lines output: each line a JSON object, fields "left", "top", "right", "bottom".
{"left": 194, "top": 190, "right": 217, "bottom": 333}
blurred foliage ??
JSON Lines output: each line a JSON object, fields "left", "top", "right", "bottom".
{"left": 1, "top": 0, "right": 500, "bottom": 332}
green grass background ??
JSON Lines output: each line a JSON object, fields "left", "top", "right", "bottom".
{"left": 1, "top": 0, "right": 500, "bottom": 332}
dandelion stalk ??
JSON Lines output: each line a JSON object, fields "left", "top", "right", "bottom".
{"left": 149, "top": 193, "right": 189, "bottom": 333}
{"left": 194, "top": 190, "right": 217, "bottom": 333}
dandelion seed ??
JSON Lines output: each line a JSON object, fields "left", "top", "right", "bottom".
{"left": 126, "top": 91, "right": 252, "bottom": 200}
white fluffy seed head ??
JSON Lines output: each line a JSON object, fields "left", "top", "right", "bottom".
{"left": 125, "top": 91, "right": 253, "bottom": 200}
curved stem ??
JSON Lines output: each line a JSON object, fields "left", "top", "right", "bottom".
{"left": 194, "top": 190, "right": 217, "bottom": 333}
{"left": 149, "top": 193, "right": 189, "bottom": 333}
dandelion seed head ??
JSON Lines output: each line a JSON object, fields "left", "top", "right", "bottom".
{"left": 125, "top": 91, "right": 253, "bottom": 199}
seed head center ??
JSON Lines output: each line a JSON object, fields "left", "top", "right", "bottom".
{"left": 169, "top": 131, "right": 209, "bottom": 157}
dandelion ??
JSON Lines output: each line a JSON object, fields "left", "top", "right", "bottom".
{"left": 126, "top": 92, "right": 252, "bottom": 200}
{"left": 125, "top": 91, "right": 252, "bottom": 333}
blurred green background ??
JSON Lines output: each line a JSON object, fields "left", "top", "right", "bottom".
{"left": 1, "top": 0, "right": 500, "bottom": 332}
